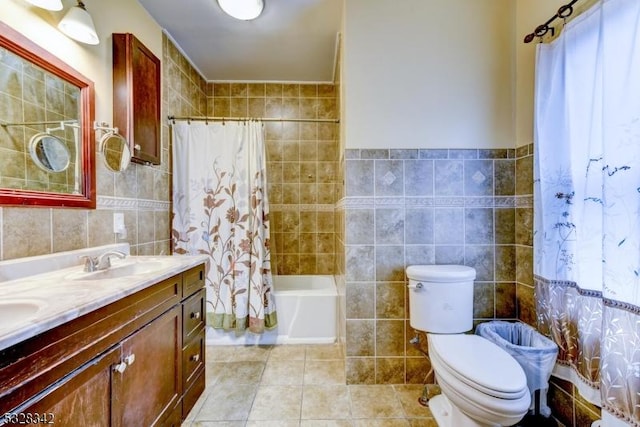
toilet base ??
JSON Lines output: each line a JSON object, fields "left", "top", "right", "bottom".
{"left": 429, "top": 394, "right": 495, "bottom": 427}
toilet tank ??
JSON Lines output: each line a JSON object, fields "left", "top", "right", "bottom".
{"left": 406, "top": 265, "right": 476, "bottom": 334}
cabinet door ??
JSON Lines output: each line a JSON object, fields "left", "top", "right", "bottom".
{"left": 113, "top": 33, "right": 161, "bottom": 165}
{"left": 7, "top": 346, "right": 121, "bottom": 427}
{"left": 112, "top": 306, "right": 181, "bottom": 427}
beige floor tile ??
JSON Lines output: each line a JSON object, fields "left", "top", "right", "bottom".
{"left": 195, "top": 383, "right": 258, "bottom": 421}
{"left": 301, "top": 421, "right": 354, "bottom": 426}
{"left": 232, "top": 344, "right": 273, "bottom": 361}
{"left": 262, "top": 359, "right": 305, "bottom": 385}
{"left": 353, "top": 420, "right": 410, "bottom": 427}
{"left": 207, "top": 345, "right": 237, "bottom": 362}
{"left": 408, "top": 418, "right": 438, "bottom": 426}
{"left": 183, "top": 388, "right": 211, "bottom": 423}
{"left": 393, "top": 385, "right": 434, "bottom": 418}
{"left": 248, "top": 385, "right": 303, "bottom": 420}
{"left": 189, "top": 346, "right": 438, "bottom": 426}
{"left": 246, "top": 421, "right": 301, "bottom": 427}
{"left": 349, "top": 385, "right": 404, "bottom": 419}
{"left": 270, "top": 344, "right": 307, "bottom": 361}
{"left": 213, "top": 361, "right": 265, "bottom": 385}
{"left": 205, "top": 362, "right": 225, "bottom": 386}
{"left": 301, "top": 385, "right": 351, "bottom": 420}
{"left": 304, "top": 360, "right": 346, "bottom": 384}
{"left": 305, "top": 344, "right": 344, "bottom": 360}
{"left": 191, "top": 422, "right": 246, "bottom": 427}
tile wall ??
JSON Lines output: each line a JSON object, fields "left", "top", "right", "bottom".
{"left": 206, "top": 82, "right": 339, "bottom": 275}
{"left": 0, "top": 45, "right": 80, "bottom": 193}
{"left": 340, "top": 148, "right": 525, "bottom": 384}
{"left": 0, "top": 34, "right": 204, "bottom": 260}
{"left": 514, "top": 143, "right": 535, "bottom": 327}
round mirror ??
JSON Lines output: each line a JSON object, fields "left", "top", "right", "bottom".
{"left": 100, "top": 132, "right": 131, "bottom": 172}
{"left": 29, "top": 133, "right": 71, "bottom": 172}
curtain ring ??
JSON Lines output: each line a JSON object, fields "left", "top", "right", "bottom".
{"left": 558, "top": 5, "right": 573, "bottom": 19}
{"left": 534, "top": 24, "right": 549, "bottom": 38}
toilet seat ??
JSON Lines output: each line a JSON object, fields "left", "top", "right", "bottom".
{"left": 428, "top": 334, "right": 528, "bottom": 399}
{"left": 428, "top": 334, "right": 531, "bottom": 426}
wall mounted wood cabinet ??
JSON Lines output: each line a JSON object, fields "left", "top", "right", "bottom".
{"left": 113, "top": 33, "right": 161, "bottom": 165}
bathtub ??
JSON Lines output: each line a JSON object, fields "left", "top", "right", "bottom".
{"left": 206, "top": 275, "right": 338, "bottom": 345}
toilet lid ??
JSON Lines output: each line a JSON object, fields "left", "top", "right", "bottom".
{"left": 429, "top": 334, "right": 527, "bottom": 395}
{"left": 406, "top": 265, "right": 476, "bottom": 282}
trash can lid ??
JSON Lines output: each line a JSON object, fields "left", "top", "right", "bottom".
{"left": 406, "top": 265, "right": 476, "bottom": 282}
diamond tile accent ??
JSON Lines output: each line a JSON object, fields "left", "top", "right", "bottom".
{"left": 472, "top": 171, "right": 486, "bottom": 184}
{"left": 382, "top": 171, "right": 397, "bottom": 186}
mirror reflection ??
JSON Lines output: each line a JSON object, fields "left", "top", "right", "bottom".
{"left": 0, "top": 46, "right": 81, "bottom": 192}
{"left": 100, "top": 132, "right": 131, "bottom": 172}
{"left": 29, "top": 133, "right": 71, "bottom": 173}
{"left": 0, "top": 21, "right": 95, "bottom": 208}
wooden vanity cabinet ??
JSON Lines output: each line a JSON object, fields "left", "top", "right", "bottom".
{"left": 14, "top": 345, "right": 121, "bottom": 426}
{"left": 180, "top": 266, "right": 206, "bottom": 419}
{"left": 0, "top": 263, "right": 206, "bottom": 427}
{"left": 113, "top": 305, "right": 182, "bottom": 427}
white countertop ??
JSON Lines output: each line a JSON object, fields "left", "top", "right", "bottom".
{"left": 0, "top": 248, "right": 207, "bottom": 352}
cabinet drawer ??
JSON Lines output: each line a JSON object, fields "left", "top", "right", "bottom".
{"left": 182, "top": 264, "right": 205, "bottom": 299}
{"left": 182, "top": 368, "right": 205, "bottom": 420}
{"left": 182, "top": 330, "right": 204, "bottom": 391}
{"left": 182, "top": 289, "right": 205, "bottom": 342}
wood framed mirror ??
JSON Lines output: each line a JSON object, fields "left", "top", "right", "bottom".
{"left": 0, "top": 21, "right": 95, "bottom": 208}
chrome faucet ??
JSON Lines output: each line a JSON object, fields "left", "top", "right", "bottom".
{"left": 80, "top": 250, "right": 127, "bottom": 272}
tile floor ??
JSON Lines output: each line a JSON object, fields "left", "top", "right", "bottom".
{"left": 182, "top": 344, "right": 438, "bottom": 426}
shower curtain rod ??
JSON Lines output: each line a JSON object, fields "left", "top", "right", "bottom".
{"left": 524, "top": 0, "right": 580, "bottom": 43}
{"left": 168, "top": 115, "right": 339, "bottom": 124}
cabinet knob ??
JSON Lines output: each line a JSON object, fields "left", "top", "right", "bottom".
{"left": 190, "top": 354, "right": 200, "bottom": 363}
{"left": 191, "top": 311, "right": 201, "bottom": 320}
{"left": 134, "top": 144, "right": 141, "bottom": 151}
{"left": 125, "top": 354, "right": 136, "bottom": 366}
{"left": 113, "top": 362, "right": 127, "bottom": 374}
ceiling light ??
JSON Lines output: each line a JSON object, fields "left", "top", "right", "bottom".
{"left": 58, "top": 1, "right": 99, "bottom": 45}
{"left": 218, "top": 0, "right": 264, "bottom": 21}
{"left": 23, "top": 0, "right": 63, "bottom": 11}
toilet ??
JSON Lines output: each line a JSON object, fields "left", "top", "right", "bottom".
{"left": 407, "top": 265, "right": 530, "bottom": 427}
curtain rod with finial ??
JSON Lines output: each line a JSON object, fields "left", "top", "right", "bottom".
{"left": 523, "top": 0, "right": 580, "bottom": 43}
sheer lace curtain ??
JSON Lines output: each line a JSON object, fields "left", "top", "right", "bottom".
{"left": 534, "top": 0, "right": 640, "bottom": 425}
{"left": 171, "top": 120, "right": 277, "bottom": 334}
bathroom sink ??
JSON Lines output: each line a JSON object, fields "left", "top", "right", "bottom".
{"left": 0, "top": 301, "right": 41, "bottom": 324}
{"left": 66, "top": 260, "right": 168, "bottom": 281}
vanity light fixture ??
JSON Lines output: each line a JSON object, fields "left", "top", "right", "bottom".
{"left": 23, "top": 0, "right": 63, "bottom": 11}
{"left": 217, "top": 0, "right": 264, "bottom": 21}
{"left": 58, "top": 1, "right": 99, "bottom": 45}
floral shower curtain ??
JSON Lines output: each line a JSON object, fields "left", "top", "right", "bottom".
{"left": 534, "top": 0, "right": 640, "bottom": 425}
{"left": 171, "top": 120, "right": 277, "bottom": 334}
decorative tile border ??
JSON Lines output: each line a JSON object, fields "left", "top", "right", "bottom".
{"left": 97, "top": 196, "right": 170, "bottom": 211}
{"left": 271, "top": 204, "right": 335, "bottom": 212}
{"left": 515, "top": 195, "right": 533, "bottom": 208}
{"left": 345, "top": 148, "right": 517, "bottom": 160}
{"left": 336, "top": 196, "right": 517, "bottom": 210}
